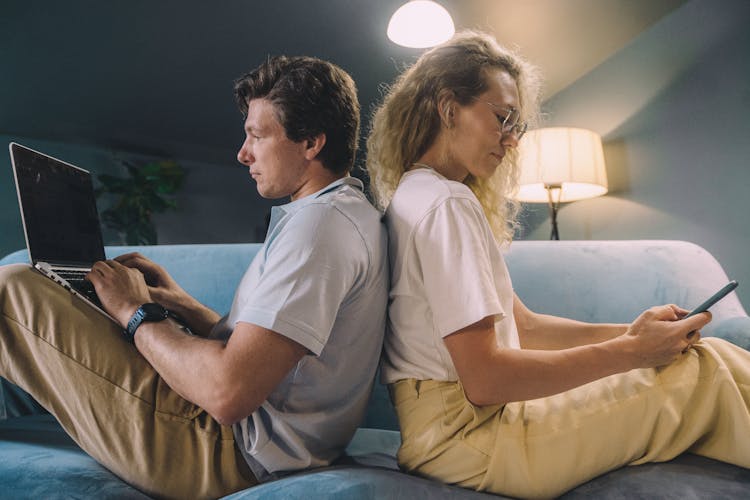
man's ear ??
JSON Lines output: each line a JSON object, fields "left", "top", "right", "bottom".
{"left": 304, "top": 134, "right": 326, "bottom": 161}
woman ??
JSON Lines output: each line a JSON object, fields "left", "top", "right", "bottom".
{"left": 366, "top": 31, "right": 750, "bottom": 499}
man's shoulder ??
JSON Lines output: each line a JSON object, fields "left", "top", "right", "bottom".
{"left": 296, "top": 186, "right": 382, "bottom": 238}
{"left": 269, "top": 191, "right": 382, "bottom": 263}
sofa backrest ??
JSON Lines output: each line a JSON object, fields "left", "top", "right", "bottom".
{"left": 111, "top": 244, "right": 263, "bottom": 313}
{"left": 2, "top": 240, "right": 745, "bottom": 430}
{"left": 3, "top": 239, "right": 743, "bottom": 329}
{"left": 505, "top": 240, "right": 746, "bottom": 328}
{"left": 0, "top": 244, "right": 261, "bottom": 314}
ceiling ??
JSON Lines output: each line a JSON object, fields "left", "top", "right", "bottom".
{"left": 0, "top": 0, "right": 687, "bottom": 166}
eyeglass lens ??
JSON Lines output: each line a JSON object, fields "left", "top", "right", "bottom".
{"left": 501, "top": 109, "right": 527, "bottom": 138}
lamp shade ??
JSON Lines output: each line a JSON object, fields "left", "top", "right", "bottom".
{"left": 515, "top": 127, "right": 608, "bottom": 203}
{"left": 387, "top": 1, "right": 455, "bottom": 48}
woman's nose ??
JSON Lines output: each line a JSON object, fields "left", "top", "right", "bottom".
{"left": 501, "top": 130, "right": 520, "bottom": 149}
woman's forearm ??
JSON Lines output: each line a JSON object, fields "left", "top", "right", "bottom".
{"left": 445, "top": 317, "right": 635, "bottom": 406}
{"left": 513, "top": 293, "right": 627, "bottom": 350}
{"left": 519, "top": 312, "right": 628, "bottom": 350}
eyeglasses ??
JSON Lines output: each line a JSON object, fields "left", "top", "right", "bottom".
{"left": 472, "top": 98, "right": 528, "bottom": 140}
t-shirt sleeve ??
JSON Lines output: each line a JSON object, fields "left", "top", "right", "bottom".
{"left": 414, "top": 196, "right": 504, "bottom": 338}
{"left": 233, "top": 204, "right": 364, "bottom": 356}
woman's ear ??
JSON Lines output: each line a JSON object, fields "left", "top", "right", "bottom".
{"left": 304, "top": 133, "right": 327, "bottom": 160}
{"left": 437, "top": 91, "right": 456, "bottom": 129}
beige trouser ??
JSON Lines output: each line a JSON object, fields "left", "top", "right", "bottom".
{"left": 0, "top": 265, "right": 257, "bottom": 499}
{"left": 391, "top": 336, "right": 750, "bottom": 499}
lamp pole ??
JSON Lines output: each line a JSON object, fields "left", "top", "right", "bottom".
{"left": 544, "top": 183, "right": 562, "bottom": 240}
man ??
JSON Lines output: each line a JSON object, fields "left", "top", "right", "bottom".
{"left": 0, "top": 56, "right": 388, "bottom": 499}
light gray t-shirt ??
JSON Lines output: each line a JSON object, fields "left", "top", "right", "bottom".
{"left": 211, "top": 177, "right": 388, "bottom": 480}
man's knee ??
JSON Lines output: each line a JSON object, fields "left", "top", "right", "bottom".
{"left": 0, "top": 264, "right": 37, "bottom": 297}
{"left": 0, "top": 263, "right": 34, "bottom": 281}
{"left": 0, "top": 264, "right": 63, "bottom": 319}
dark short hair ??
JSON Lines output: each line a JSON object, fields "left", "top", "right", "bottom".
{"left": 234, "top": 56, "right": 360, "bottom": 175}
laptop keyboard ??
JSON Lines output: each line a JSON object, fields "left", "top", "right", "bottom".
{"left": 55, "top": 270, "right": 104, "bottom": 308}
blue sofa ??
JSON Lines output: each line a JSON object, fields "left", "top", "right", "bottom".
{"left": 1, "top": 240, "right": 749, "bottom": 499}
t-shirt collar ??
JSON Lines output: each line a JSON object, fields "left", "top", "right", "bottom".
{"left": 268, "top": 176, "right": 363, "bottom": 234}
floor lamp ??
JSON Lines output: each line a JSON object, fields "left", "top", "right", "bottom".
{"left": 515, "top": 127, "right": 609, "bottom": 240}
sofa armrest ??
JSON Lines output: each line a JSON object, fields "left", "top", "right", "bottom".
{"left": 708, "top": 316, "right": 750, "bottom": 350}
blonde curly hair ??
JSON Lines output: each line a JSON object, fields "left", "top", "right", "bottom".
{"left": 366, "top": 30, "right": 541, "bottom": 244}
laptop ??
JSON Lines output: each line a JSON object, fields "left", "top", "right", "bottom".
{"left": 9, "top": 142, "right": 114, "bottom": 321}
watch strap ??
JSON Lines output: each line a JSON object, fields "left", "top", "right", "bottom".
{"left": 124, "top": 303, "right": 169, "bottom": 342}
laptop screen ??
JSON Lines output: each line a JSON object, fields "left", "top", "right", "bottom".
{"left": 11, "top": 143, "right": 106, "bottom": 266}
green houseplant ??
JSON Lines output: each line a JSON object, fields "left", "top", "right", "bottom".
{"left": 95, "top": 159, "right": 186, "bottom": 245}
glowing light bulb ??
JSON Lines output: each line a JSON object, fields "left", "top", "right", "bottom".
{"left": 387, "top": 1, "right": 455, "bottom": 48}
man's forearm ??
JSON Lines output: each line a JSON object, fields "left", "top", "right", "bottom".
{"left": 133, "top": 319, "right": 306, "bottom": 426}
{"left": 134, "top": 319, "right": 232, "bottom": 414}
{"left": 168, "top": 296, "right": 222, "bottom": 337}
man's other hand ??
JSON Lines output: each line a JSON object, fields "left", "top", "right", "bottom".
{"left": 114, "top": 253, "right": 193, "bottom": 313}
{"left": 87, "top": 260, "right": 151, "bottom": 327}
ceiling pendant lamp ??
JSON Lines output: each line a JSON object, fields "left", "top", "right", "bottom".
{"left": 387, "top": 1, "right": 455, "bottom": 48}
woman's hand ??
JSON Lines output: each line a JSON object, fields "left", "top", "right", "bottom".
{"left": 623, "top": 305, "right": 710, "bottom": 368}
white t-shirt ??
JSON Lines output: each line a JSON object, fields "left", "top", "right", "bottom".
{"left": 211, "top": 177, "right": 388, "bottom": 480}
{"left": 382, "top": 168, "right": 519, "bottom": 384}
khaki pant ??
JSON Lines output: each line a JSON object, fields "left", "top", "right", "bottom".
{"left": 391, "top": 336, "right": 750, "bottom": 499}
{"left": 0, "top": 265, "right": 257, "bottom": 499}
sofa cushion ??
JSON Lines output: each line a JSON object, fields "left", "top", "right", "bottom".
{"left": 1, "top": 416, "right": 749, "bottom": 499}
{"left": 0, "top": 415, "right": 148, "bottom": 499}
{"left": 221, "top": 466, "right": 503, "bottom": 500}
{"left": 560, "top": 453, "right": 750, "bottom": 499}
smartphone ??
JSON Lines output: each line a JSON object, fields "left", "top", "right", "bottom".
{"left": 684, "top": 280, "right": 739, "bottom": 318}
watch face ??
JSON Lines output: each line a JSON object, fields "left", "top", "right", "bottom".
{"left": 141, "top": 302, "right": 169, "bottom": 321}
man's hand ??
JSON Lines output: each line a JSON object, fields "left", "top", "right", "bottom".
{"left": 86, "top": 260, "right": 152, "bottom": 327}
{"left": 623, "top": 304, "right": 711, "bottom": 368}
{"left": 114, "top": 253, "right": 192, "bottom": 313}
{"left": 113, "top": 252, "right": 220, "bottom": 336}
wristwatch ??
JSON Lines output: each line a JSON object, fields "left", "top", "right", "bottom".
{"left": 124, "top": 302, "right": 169, "bottom": 342}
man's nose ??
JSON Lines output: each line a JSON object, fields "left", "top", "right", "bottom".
{"left": 237, "top": 140, "right": 254, "bottom": 166}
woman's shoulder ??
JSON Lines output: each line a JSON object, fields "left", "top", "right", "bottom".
{"left": 385, "top": 169, "right": 487, "bottom": 242}
{"left": 390, "top": 168, "right": 478, "bottom": 215}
